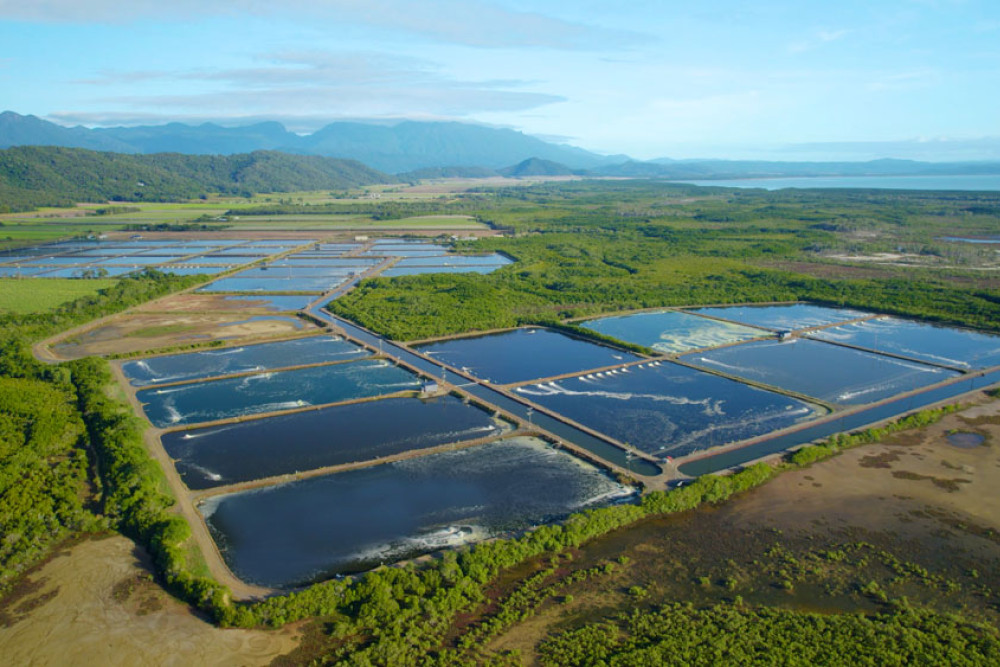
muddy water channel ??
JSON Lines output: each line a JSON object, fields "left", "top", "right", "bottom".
{"left": 202, "top": 437, "right": 633, "bottom": 587}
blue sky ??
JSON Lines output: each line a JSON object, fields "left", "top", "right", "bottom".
{"left": 1, "top": 0, "right": 998, "bottom": 160}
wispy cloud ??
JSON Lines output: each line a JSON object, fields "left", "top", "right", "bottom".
{"left": 866, "top": 68, "right": 940, "bottom": 91}
{"left": 788, "top": 28, "right": 851, "bottom": 54}
{"left": 0, "top": 0, "right": 649, "bottom": 50}
{"left": 65, "top": 49, "right": 562, "bottom": 125}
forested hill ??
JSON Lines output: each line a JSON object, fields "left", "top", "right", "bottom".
{"left": 0, "top": 146, "right": 394, "bottom": 212}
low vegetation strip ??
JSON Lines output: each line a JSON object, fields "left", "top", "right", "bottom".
{"left": 537, "top": 603, "right": 1000, "bottom": 666}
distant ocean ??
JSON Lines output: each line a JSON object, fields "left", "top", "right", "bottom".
{"left": 671, "top": 174, "right": 1000, "bottom": 192}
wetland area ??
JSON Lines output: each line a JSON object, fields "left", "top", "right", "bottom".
{"left": 6, "top": 179, "right": 1000, "bottom": 664}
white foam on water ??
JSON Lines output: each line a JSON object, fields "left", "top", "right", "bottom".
{"left": 165, "top": 404, "right": 182, "bottom": 424}
{"left": 152, "top": 385, "right": 190, "bottom": 395}
{"left": 346, "top": 524, "right": 488, "bottom": 564}
{"left": 695, "top": 357, "right": 756, "bottom": 375}
{"left": 516, "top": 382, "right": 715, "bottom": 409}
{"left": 189, "top": 463, "right": 223, "bottom": 482}
{"left": 255, "top": 400, "right": 310, "bottom": 413}
{"left": 206, "top": 347, "right": 246, "bottom": 356}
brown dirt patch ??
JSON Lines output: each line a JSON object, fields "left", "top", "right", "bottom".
{"left": 47, "top": 312, "right": 320, "bottom": 359}
{"left": 136, "top": 293, "right": 307, "bottom": 314}
{"left": 479, "top": 396, "right": 1000, "bottom": 663}
{"left": 0, "top": 536, "right": 299, "bottom": 665}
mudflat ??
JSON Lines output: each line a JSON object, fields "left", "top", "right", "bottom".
{"left": 0, "top": 536, "right": 299, "bottom": 666}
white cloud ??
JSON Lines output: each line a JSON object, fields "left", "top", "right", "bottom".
{"left": 788, "top": 28, "right": 850, "bottom": 54}
{"left": 0, "top": 0, "right": 649, "bottom": 50}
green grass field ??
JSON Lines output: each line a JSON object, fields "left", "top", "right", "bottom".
{"left": 0, "top": 278, "right": 119, "bottom": 314}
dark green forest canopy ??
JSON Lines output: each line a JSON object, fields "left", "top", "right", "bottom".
{"left": 0, "top": 146, "right": 393, "bottom": 212}
{"left": 331, "top": 181, "right": 1000, "bottom": 340}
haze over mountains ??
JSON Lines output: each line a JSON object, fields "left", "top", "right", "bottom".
{"left": 2, "top": 111, "right": 999, "bottom": 180}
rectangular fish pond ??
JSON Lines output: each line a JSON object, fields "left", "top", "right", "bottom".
{"left": 688, "top": 303, "right": 868, "bottom": 331}
{"left": 163, "top": 394, "right": 508, "bottom": 490}
{"left": 580, "top": 309, "right": 766, "bottom": 354}
{"left": 122, "top": 335, "right": 371, "bottom": 387}
{"left": 513, "top": 361, "right": 819, "bottom": 459}
{"left": 201, "top": 436, "right": 633, "bottom": 587}
{"left": 137, "top": 358, "right": 421, "bottom": 428}
{"left": 809, "top": 317, "right": 1000, "bottom": 370}
{"left": 414, "top": 328, "right": 642, "bottom": 384}
{"left": 681, "top": 338, "right": 960, "bottom": 406}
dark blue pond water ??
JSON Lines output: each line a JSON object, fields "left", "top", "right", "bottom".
{"left": 689, "top": 304, "right": 868, "bottom": 331}
{"left": 415, "top": 328, "right": 642, "bottom": 384}
{"left": 513, "top": 361, "right": 817, "bottom": 459}
{"left": 138, "top": 359, "right": 420, "bottom": 427}
{"left": 320, "top": 312, "right": 663, "bottom": 476}
{"left": 163, "top": 394, "right": 506, "bottom": 489}
{"left": 680, "top": 369, "right": 1000, "bottom": 476}
{"left": 682, "top": 338, "right": 959, "bottom": 405}
{"left": 202, "top": 437, "right": 633, "bottom": 587}
{"left": 810, "top": 317, "right": 1000, "bottom": 370}
{"left": 123, "top": 336, "right": 371, "bottom": 386}
{"left": 581, "top": 310, "right": 765, "bottom": 353}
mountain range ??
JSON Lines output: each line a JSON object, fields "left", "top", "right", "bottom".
{"left": 2, "top": 111, "right": 1000, "bottom": 180}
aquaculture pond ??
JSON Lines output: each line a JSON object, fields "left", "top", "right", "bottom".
{"left": 682, "top": 338, "right": 959, "bottom": 405}
{"left": 513, "top": 361, "right": 818, "bottom": 459}
{"left": 137, "top": 359, "right": 421, "bottom": 427}
{"left": 162, "top": 394, "right": 506, "bottom": 490}
{"left": 202, "top": 437, "right": 633, "bottom": 587}
{"left": 197, "top": 275, "right": 345, "bottom": 293}
{"left": 380, "top": 264, "right": 507, "bottom": 277}
{"left": 236, "top": 266, "right": 362, "bottom": 279}
{"left": 415, "top": 328, "right": 642, "bottom": 384}
{"left": 689, "top": 304, "right": 868, "bottom": 331}
{"left": 581, "top": 310, "right": 765, "bottom": 354}
{"left": 809, "top": 317, "right": 1000, "bottom": 370}
{"left": 122, "top": 335, "right": 371, "bottom": 386}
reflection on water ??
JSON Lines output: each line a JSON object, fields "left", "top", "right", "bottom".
{"left": 689, "top": 304, "right": 867, "bottom": 331}
{"left": 162, "top": 394, "right": 506, "bottom": 489}
{"left": 416, "top": 328, "right": 641, "bottom": 384}
{"left": 514, "top": 361, "right": 817, "bottom": 458}
{"left": 810, "top": 317, "right": 1000, "bottom": 370}
{"left": 137, "top": 359, "right": 420, "bottom": 427}
{"left": 123, "top": 335, "right": 370, "bottom": 386}
{"left": 202, "top": 436, "right": 633, "bottom": 587}
{"left": 682, "top": 339, "right": 959, "bottom": 405}
{"left": 581, "top": 310, "right": 765, "bottom": 353}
